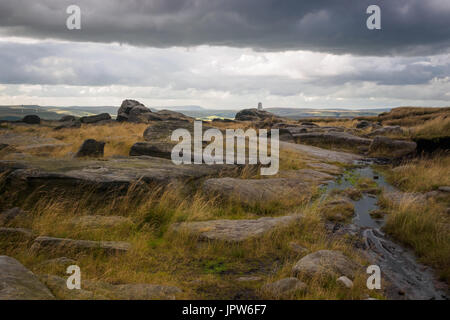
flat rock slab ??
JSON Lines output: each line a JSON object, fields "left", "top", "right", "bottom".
{"left": 262, "top": 277, "right": 307, "bottom": 297}
{"left": 0, "top": 227, "right": 34, "bottom": 242}
{"left": 30, "top": 236, "right": 131, "bottom": 256}
{"left": 280, "top": 141, "right": 360, "bottom": 164}
{"left": 292, "top": 250, "right": 360, "bottom": 279}
{"left": 203, "top": 177, "right": 310, "bottom": 204}
{"left": 172, "top": 214, "right": 302, "bottom": 242}
{"left": 0, "top": 256, "right": 55, "bottom": 300}
{"left": 0, "top": 157, "right": 236, "bottom": 190}
{"left": 277, "top": 169, "right": 335, "bottom": 182}
{"left": 40, "top": 274, "right": 181, "bottom": 300}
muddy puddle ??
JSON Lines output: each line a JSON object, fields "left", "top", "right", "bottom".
{"left": 324, "top": 159, "right": 447, "bottom": 300}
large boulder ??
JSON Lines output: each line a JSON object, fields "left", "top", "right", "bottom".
{"left": 292, "top": 250, "right": 360, "bottom": 279}
{"left": 79, "top": 113, "right": 111, "bottom": 124}
{"left": 22, "top": 114, "right": 41, "bottom": 124}
{"left": 117, "top": 99, "right": 154, "bottom": 123}
{"left": 235, "top": 108, "right": 279, "bottom": 121}
{"left": 368, "top": 136, "right": 417, "bottom": 158}
{"left": 129, "top": 142, "right": 173, "bottom": 159}
{"left": 0, "top": 256, "right": 55, "bottom": 300}
{"left": 75, "top": 139, "right": 105, "bottom": 158}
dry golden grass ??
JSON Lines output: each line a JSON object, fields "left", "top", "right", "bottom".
{"left": 383, "top": 197, "right": 450, "bottom": 283}
{"left": 379, "top": 154, "right": 450, "bottom": 192}
{"left": 1, "top": 187, "right": 379, "bottom": 300}
{"left": 0, "top": 122, "right": 148, "bottom": 158}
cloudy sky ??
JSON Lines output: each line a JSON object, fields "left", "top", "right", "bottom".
{"left": 0, "top": 0, "right": 449, "bottom": 109}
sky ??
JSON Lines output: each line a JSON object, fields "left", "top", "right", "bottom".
{"left": 0, "top": 0, "right": 449, "bottom": 109}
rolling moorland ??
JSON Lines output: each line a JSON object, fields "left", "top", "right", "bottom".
{"left": 0, "top": 100, "right": 449, "bottom": 300}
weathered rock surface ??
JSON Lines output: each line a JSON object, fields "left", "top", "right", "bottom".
{"left": 172, "top": 214, "right": 302, "bottom": 242}
{"left": 277, "top": 169, "right": 334, "bottom": 182}
{"left": 336, "top": 276, "right": 354, "bottom": 288}
{"left": 292, "top": 132, "right": 372, "bottom": 149}
{"left": 262, "top": 277, "right": 307, "bottom": 297}
{"left": 117, "top": 99, "right": 154, "bottom": 123}
{"left": 143, "top": 120, "right": 206, "bottom": 142}
{"left": 0, "top": 157, "right": 234, "bottom": 191}
{"left": 39, "top": 274, "right": 181, "bottom": 300}
{"left": 0, "top": 207, "right": 27, "bottom": 225}
{"left": 30, "top": 236, "right": 131, "bottom": 256}
{"left": 68, "top": 215, "right": 133, "bottom": 229}
{"left": 39, "top": 274, "right": 95, "bottom": 300}
{"left": 59, "top": 115, "right": 77, "bottom": 122}
{"left": 0, "top": 227, "right": 34, "bottom": 242}
{"left": 54, "top": 120, "right": 81, "bottom": 130}
{"left": 280, "top": 141, "right": 360, "bottom": 164}
{"left": 368, "top": 125, "right": 403, "bottom": 137}
{"left": 368, "top": 136, "right": 417, "bottom": 158}
{"left": 0, "top": 256, "right": 55, "bottom": 300}
{"left": 288, "top": 242, "right": 309, "bottom": 255}
{"left": 203, "top": 177, "right": 310, "bottom": 204}
{"left": 79, "top": 113, "right": 111, "bottom": 124}
{"left": 307, "top": 162, "right": 342, "bottom": 175}
{"left": 75, "top": 139, "right": 105, "bottom": 158}
{"left": 129, "top": 142, "right": 173, "bottom": 159}
{"left": 356, "top": 120, "right": 371, "bottom": 129}
{"left": 22, "top": 114, "right": 41, "bottom": 124}
{"left": 292, "top": 250, "right": 360, "bottom": 279}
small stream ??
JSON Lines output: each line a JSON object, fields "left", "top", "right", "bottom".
{"left": 324, "top": 159, "right": 447, "bottom": 300}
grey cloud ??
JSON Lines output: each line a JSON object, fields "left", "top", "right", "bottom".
{"left": 0, "top": 0, "right": 449, "bottom": 56}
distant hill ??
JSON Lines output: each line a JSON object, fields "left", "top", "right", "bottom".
{"left": 0, "top": 104, "right": 390, "bottom": 121}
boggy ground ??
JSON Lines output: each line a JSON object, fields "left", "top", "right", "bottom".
{"left": 0, "top": 106, "right": 448, "bottom": 300}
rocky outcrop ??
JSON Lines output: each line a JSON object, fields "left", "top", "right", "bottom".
{"left": 0, "top": 157, "right": 234, "bottom": 192}
{"left": 235, "top": 108, "right": 280, "bottom": 121}
{"left": 129, "top": 142, "right": 173, "bottom": 159}
{"left": 356, "top": 120, "right": 371, "bottom": 129}
{"left": 292, "top": 250, "right": 360, "bottom": 279}
{"left": 22, "top": 115, "right": 41, "bottom": 124}
{"left": 368, "top": 136, "right": 417, "bottom": 158}
{"left": 117, "top": 99, "right": 154, "bottom": 123}
{"left": 172, "top": 214, "right": 302, "bottom": 242}
{"left": 75, "top": 139, "right": 105, "bottom": 158}
{"left": 0, "top": 256, "right": 55, "bottom": 300}
{"left": 143, "top": 120, "right": 199, "bottom": 142}
{"left": 79, "top": 113, "right": 111, "bottom": 124}
{"left": 203, "top": 177, "right": 310, "bottom": 204}
{"left": 262, "top": 277, "right": 307, "bottom": 297}
{"left": 368, "top": 125, "right": 403, "bottom": 137}
{"left": 30, "top": 236, "right": 131, "bottom": 256}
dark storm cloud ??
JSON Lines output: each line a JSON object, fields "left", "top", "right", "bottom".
{"left": 0, "top": 0, "right": 449, "bottom": 55}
